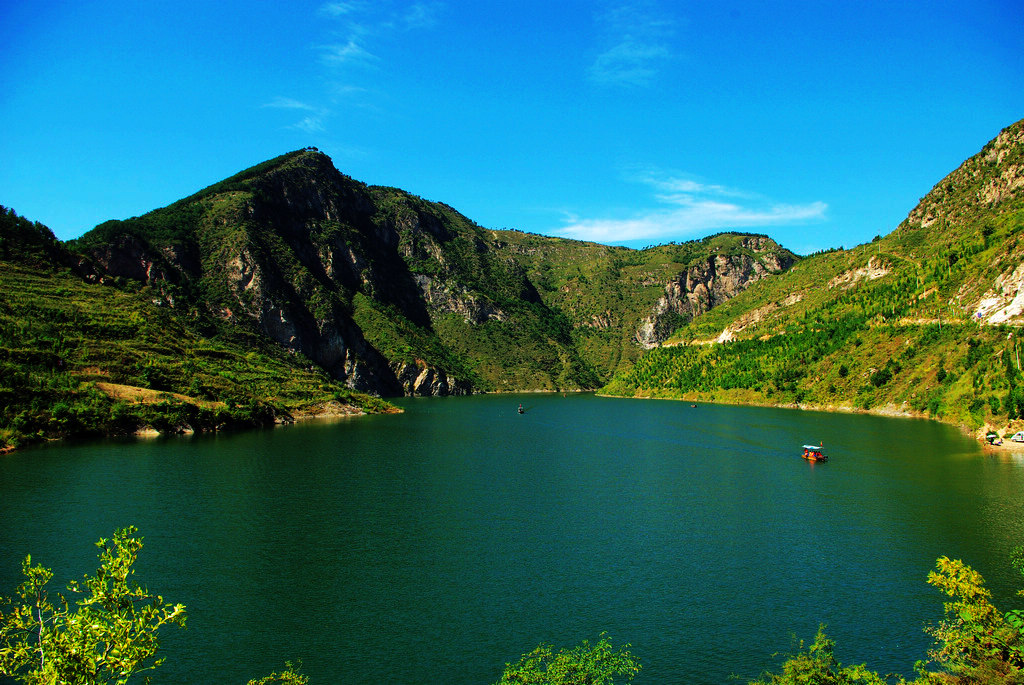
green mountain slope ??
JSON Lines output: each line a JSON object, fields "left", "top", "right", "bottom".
{"left": 604, "top": 118, "right": 1024, "bottom": 435}
{"left": 0, "top": 205, "right": 395, "bottom": 452}
{"left": 68, "top": 150, "right": 795, "bottom": 396}
{"left": 1, "top": 149, "right": 801, "bottom": 451}
{"left": 493, "top": 230, "right": 797, "bottom": 378}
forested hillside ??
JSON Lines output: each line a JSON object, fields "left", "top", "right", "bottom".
{"left": 1, "top": 153, "right": 794, "bottom": 450}
{"left": 604, "top": 118, "right": 1024, "bottom": 436}
{"left": 0, "top": 205, "right": 394, "bottom": 452}
{"left": 63, "top": 150, "right": 794, "bottom": 396}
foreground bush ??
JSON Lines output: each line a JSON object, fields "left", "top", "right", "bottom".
{"left": 2, "top": 530, "right": 1021, "bottom": 683}
{"left": 0, "top": 527, "right": 185, "bottom": 684}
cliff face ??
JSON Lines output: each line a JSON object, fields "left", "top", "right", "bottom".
{"left": 72, "top": 151, "right": 798, "bottom": 396}
{"left": 635, "top": 236, "right": 798, "bottom": 348}
{"left": 600, "top": 119, "right": 1024, "bottom": 437}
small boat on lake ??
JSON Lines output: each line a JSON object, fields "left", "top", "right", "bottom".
{"left": 801, "top": 444, "right": 828, "bottom": 462}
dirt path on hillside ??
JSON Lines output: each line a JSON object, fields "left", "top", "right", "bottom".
{"left": 93, "top": 382, "right": 225, "bottom": 408}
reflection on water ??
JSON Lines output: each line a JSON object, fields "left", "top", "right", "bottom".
{"left": 1, "top": 394, "right": 1023, "bottom": 684}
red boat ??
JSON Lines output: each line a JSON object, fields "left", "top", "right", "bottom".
{"left": 801, "top": 444, "right": 828, "bottom": 462}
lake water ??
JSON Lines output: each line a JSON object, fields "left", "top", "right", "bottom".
{"left": 2, "top": 394, "right": 1024, "bottom": 684}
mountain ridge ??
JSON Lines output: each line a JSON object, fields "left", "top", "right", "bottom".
{"left": 66, "top": 149, "right": 796, "bottom": 397}
{"left": 8, "top": 116, "right": 1019, "bottom": 451}
{"left": 0, "top": 153, "right": 795, "bottom": 450}
{"left": 604, "top": 118, "right": 1024, "bottom": 438}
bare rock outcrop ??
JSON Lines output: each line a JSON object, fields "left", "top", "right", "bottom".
{"left": 394, "top": 360, "right": 473, "bottom": 396}
{"left": 636, "top": 237, "right": 796, "bottom": 348}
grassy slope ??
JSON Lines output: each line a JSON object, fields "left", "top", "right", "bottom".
{"left": 65, "top": 150, "right": 799, "bottom": 396}
{"left": 0, "top": 206, "right": 395, "bottom": 452}
{"left": 492, "top": 230, "right": 798, "bottom": 380}
{"left": 603, "top": 119, "right": 1024, "bottom": 435}
{"left": 364, "top": 187, "right": 601, "bottom": 391}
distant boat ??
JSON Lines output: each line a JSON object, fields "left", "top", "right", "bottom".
{"left": 801, "top": 444, "right": 828, "bottom": 462}
{"left": 518, "top": 403, "right": 524, "bottom": 414}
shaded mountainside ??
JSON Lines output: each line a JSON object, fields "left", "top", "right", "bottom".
{"left": 605, "top": 118, "right": 1024, "bottom": 436}
{"left": 9, "top": 117, "right": 1022, "bottom": 449}
{"left": 492, "top": 230, "right": 796, "bottom": 374}
{"left": 67, "top": 150, "right": 796, "bottom": 396}
{"left": 0, "top": 205, "right": 396, "bottom": 452}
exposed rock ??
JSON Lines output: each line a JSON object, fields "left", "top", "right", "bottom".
{"left": 635, "top": 237, "right": 796, "bottom": 348}
{"left": 394, "top": 360, "right": 472, "bottom": 396}
{"left": 828, "top": 256, "right": 891, "bottom": 290}
{"left": 88, "top": 234, "right": 178, "bottom": 284}
{"left": 973, "top": 262, "right": 1024, "bottom": 323}
{"left": 714, "top": 299, "right": 791, "bottom": 343}
{"left": 979, "top": 124, "right": 1024, "bottom": 205}
{"left": 903, "top": 122, "right": 1023, "bottom": 232}
{"left": 414, "top": 274, "right": 506, "bottom": 324}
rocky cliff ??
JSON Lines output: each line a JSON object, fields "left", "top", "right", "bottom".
{"left": 635, "top": 236, "right": 798, "bottom": 348}
{"left": 71, "top": 151, "right": 799, "bottom": 396}
{"left": 601, "top": 118, "right": 1024, "bottom": 437}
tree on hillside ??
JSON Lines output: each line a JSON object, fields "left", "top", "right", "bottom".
{"left": 495, "top": 633, "right": 640, "bottom": 685}
{"left": 920, "top": 554, "right": 1024, "bottom": 683}
{"left": 0, "top": 527, "right": 186, "bottom": 684}
{"left": 749, "top": 625, "right": 889, "bottom": 684}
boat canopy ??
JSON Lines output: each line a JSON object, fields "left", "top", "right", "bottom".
{"left": 802, "top": 445, "right": 823, "bottom": 451}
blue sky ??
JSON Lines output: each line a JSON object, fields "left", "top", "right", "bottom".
{"left": 2, "top": 1, "right": 1021, "bottom": 254}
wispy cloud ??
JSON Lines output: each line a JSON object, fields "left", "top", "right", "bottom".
{"left": 320, "top": 1, "right": 365, "bottom": 17}
{"left": 590, "top": 2, "right": 674, "bottom": 86}
{"left": 556, "top": 171, "right": 828, "bottom": 244}
{"left": 262, "top": 3, "right": 442, "bottom": 135}
{"left": 262, "top": 97, "right": 320, "bottom": 111}
{"left": 262, "top": 98, "right": 328, "bottom": 133}
{"left": 320, "top": 38, "right": 378, "bottom": 65}
{"left": 402, "top": 2, "right": 442, "bottom": 30}
{"left": 293, "top": 116, "right": 327, "bottom": 134}
{"left": 317, "top": 1, "right": 442, "bottom": 66}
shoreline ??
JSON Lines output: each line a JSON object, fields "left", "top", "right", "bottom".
{"left": 595, "top": 389, "right": 1022, "bottom": 446}
{"left": 1, "top": 398, "right": 402, "bottom": 456}
{"left": 7, "top": 387, "right": 1016, "bottom": 455}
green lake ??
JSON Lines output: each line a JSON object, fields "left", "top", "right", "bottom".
{"left": 2, "top": 393, "right": 1023, "bottom": 683}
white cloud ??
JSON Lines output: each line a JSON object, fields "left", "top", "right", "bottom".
{"left": 263, "top": 3, "right": 442, "bottom": 137}
{"left": 590, "top": 40, "right": 670, "bottom": 86}
{"left": 320, "top": 38, "right": 377, "bottom": 65}
{"left": 555, "top": 172, "right": 828, "bottom": 244}
{"left": 590, "top": 2, "right": 674, "bottom": 86}
{"left": 636, "top": 172, "right": 756, "bottom": 200}
{"left": 261, "top": 97, "right": 320, "bottom": 111}
{"left": 319, "top": 2, "right": 366, "bottom": 17}
{"left": 402, "top": 2, "right": 442, "bottom": 30}
{"left": 293, "top": 116, "right": 327, "bottom": 134}
{"left": 262, "top": 98, "right": 328, "bottom": 133}
{"left": 316, "top": 2, "right": 444, "bottom": 68}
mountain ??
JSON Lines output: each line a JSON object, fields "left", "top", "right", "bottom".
{"left": 0, "top": 204, "right": 397, "bottom": 452}
{"left": 8, "top": 116, "right": 1020, "bottom": 450}
{"left": 67, "top": 150, "right": 796, "bottom": 397}
{"left": 1, "top": 150, "right": 795, "bottom": 450}
{"left": 604, "top": 118, "right": 1024, "bottom": 436}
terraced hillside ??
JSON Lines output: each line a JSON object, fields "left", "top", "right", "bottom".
{"left": 604, "top": 119, "right": 1024, "bottom": 435}
{"left": 0, "top": 206, "right": 394, "bottom": 452}
{"left": 67, "top": 151, "right": 796, "bottom": 396}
